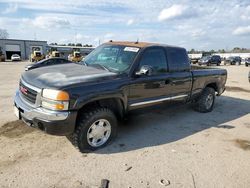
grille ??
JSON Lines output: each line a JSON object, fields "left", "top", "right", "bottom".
{"left": 19, "top": 81, "right": 37, "bottom": 104}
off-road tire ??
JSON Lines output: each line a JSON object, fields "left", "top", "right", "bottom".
{"left": 193, "top": 87, "right": 215, "bottom": 113}
{"left": 71, "top": 108, "right": 117, "bottom": 153}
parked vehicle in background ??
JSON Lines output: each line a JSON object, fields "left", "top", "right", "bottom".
{"left": 198, "top": 55, "right": 221, "bottom": 66}
{"left": 245, "top": 57, "right": 250, "bottom": 67}
{"left": 30, "top": 50, "right": 45, "bottom": 62}
{"left": 49, "top": 51, "right": 61, "bottom": 58}
{"left": 14, "top": 41, "right": 227, "bottom": 152}
{"left": 190, "top": 58, "right": 199, "bottom": 64}
{"left": 188, "top": 54, "right": 202, "bottom": 64}
{"left": 68, "top": 51, "right": 82, "bottom": 62}
{"left": 25, "top": 57, "right": 72, "bottom": 71}
{"left": 224, "top": 56, "right": 241, "bottom": 65}
{"left": 11, "top": 54, "right": 21, "bottom": 61}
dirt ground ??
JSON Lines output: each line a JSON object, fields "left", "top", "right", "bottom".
{"left": 0, "top": 61, "right": 249, "bottom": 188}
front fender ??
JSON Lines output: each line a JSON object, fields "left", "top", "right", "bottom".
{"left": 72, "top": 91, "right": 128, "bottom": 111}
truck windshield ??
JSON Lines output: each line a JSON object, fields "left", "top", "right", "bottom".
{"left": 81, "top": 45, "right": 139, "bottom": 73}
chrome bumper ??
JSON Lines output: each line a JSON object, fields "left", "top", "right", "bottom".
{"left": 14, "top": 90, "right": 69, "bottom": 121}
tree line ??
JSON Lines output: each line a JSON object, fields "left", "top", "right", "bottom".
{"left": 188, "top": 47, "right": 250, "bottom": 54}
{"left": 49, "top": 43, "right": 93, "bottom": 47}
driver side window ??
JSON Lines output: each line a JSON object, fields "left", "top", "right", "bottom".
{"left": 139, "top": 48, "right": 167, "bottom": 75}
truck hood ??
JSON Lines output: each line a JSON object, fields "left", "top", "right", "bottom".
{"left": 21, "top": 63, "right": 117, "bottom": 89}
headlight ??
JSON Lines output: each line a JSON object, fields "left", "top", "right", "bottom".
{"left": 41, "top": 89, "right": 69, "bottom": 110}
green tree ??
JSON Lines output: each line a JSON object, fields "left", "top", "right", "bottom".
{"left": 76, "top": 43, "right": 82, "bottom": 47}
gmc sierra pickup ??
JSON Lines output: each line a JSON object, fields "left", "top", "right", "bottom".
{"left": 14, "top": 41, "right": 227, "bottom": 152}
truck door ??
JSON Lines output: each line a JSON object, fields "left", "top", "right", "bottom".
{"left": 128, "top": 47, "right": 192, "bottom": 109}
{"left": 165, "top": 47, "right": 192, "bottom": 101}
{"left": 129, "top": 47, "right": 175, "bottom": 109}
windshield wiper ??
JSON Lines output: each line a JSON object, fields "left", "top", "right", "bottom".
{"left": 89, "top": 64, "right": 111, "bottom": 72}
{"left": 83, "top": 62, "right": 118, "bottom": 73}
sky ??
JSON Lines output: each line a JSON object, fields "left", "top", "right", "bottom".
{"left": 0, "top": 0, "right": 250, "bottom": 50}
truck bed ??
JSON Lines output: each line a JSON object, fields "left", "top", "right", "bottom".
{"left": 190, "top": 65, "right": 227, "bottom": 97}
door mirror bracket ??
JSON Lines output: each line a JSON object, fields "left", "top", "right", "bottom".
{"left": 135, "top": 65, "right": 153, "bottom": 76}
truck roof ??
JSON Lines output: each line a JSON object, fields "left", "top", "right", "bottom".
{"left": 105, "top": 41, "right": 155, "bottom": 48}
{"left": 105, "top": 41, "right": 184, "bottom": 49}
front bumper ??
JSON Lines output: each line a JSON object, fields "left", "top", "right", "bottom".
{"left": 12, "top": 58, "right": 21, "bottom": 61}
{"left": 14, "top": 90, "right": 77, "bottom": 135}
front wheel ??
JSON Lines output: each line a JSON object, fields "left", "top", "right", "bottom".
{"left": 71, "top": 108, "right": 117, "bottom": 153}
{"left": 193, "top": 87, "right": 215, "bottom": 113}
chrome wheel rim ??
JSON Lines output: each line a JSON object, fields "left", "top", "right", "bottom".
{"left": 87, "top": 119, "right": 111, "bottom": 147}
{"left": 205, "top": 94, "right": 214, "bottom": 109}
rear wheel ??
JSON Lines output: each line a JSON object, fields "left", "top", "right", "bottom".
{"left": 193, "top": 87, "right": 215, "bottom": 113}
{"left": 71, "top": 108, "right": 117, "bottom": 153}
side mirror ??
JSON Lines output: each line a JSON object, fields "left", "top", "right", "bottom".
{"left": 135, "top": 65, "right": 153, "bottom": 76}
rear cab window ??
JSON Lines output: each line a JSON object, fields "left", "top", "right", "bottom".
{"left": 166, "top": 47, "right": 190, "bottom": 72}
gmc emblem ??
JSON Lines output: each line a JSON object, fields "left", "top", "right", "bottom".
{"left": 20, "top": 86, "right": 28, "bottom": 95}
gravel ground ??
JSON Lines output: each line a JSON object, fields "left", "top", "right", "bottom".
{"left": 0, "top": 61, "right": 249, "bottom": 188}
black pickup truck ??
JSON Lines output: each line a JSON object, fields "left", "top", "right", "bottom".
{"left": 14, "top": 41, "right": 227, "bottom": 152}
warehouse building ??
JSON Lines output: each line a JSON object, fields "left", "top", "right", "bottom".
{"left": 0, "top": 39, "right": 47, "bottom": 60}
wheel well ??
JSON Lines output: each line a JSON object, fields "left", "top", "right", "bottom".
{"left": 206, "top": 83, "right": 218, "bottom": 92}
{"left": 77, "top": 98, "right": 125, "bottom": 121}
